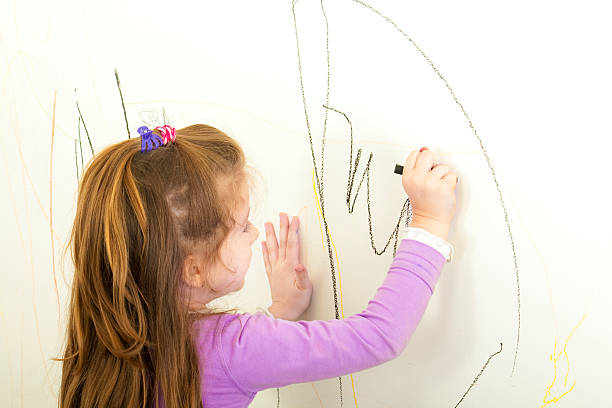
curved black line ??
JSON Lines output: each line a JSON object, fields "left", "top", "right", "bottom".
{"left": 455, "top": 343, "right": 503, "bottom": 407}
{"left": 291, "top": 1, "right": 516, "bottom": 406}
{"left": 349, "top": 0, "right": 521, "bottom": 376}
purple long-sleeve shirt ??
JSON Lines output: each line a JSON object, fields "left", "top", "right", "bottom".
{"left": 190, "top": 238, "right": 446, "bottom": 407}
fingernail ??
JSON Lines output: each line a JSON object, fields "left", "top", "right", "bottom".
{"left": 420, "top": 147, "right": 429, "bottom": 152}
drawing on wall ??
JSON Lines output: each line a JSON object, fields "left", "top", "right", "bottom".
{"left": 60, "top": 1, "right": 531, "bottom": 406}
{"left": 3, "top": 0, "right": 600, "bottom": 406}
{"left": 288, "top": 0, "right": 516, "bottom": 405}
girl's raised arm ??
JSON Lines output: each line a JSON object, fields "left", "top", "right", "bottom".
{"left": 207, "top": 237, "right": 447, "bottom": 394}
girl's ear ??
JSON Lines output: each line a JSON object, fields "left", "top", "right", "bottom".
{"left": 182, "top": 253, "right": 206, "bottom": 288}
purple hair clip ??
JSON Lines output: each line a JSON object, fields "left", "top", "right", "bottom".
{"left": 139, "top": 126, "right": 163, "bottom": 152}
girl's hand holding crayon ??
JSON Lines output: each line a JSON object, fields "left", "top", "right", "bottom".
{"left": 402, "top": 147, "right": 458, "bottom": 241}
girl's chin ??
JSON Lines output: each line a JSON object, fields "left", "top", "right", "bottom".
{"left": 227, "top": 278, "right": 246, "bottom": 293}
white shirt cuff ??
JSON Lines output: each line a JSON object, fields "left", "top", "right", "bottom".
{"left": 401, "top": 226, "right": 454, "bottom": 263}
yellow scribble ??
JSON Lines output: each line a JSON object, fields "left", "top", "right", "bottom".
{"left": 312, "top": 168, "right": 359, "bottom": 407}
{"left": 540, "top": 314, "right": 586, "bottom": 407}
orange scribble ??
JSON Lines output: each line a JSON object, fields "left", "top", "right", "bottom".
{"left": 2, "top": 54, "right": 53, "bottom": 391}
{"left": 311, "top": 383, "right": 325, "bottom": 407}
{"left": 50, "top": 89, "right": 60, "bottom": 317}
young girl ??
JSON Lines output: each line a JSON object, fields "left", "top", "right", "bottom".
{"left": 58, "top": 124, "right": 457, "bottom": 407}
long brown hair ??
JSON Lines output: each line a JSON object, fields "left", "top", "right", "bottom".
{"left": 57, "top": 124, "right": 253, "bottom": 407}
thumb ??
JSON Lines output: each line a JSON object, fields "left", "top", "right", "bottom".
{"left": 294, "top": 264, "right": 310, "bottom": 289}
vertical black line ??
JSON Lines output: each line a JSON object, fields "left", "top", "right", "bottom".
{"left": 292, "top": 1, "right": 417, "bottom": 405}
{"left": 276, "top": 387, "right": 280, "bottom": 407}
{"left": 75, "top": 91, "right": 94, "bottom": 155}
{"left": 74, "top": 139, "right": 79, "bottom": 182}
{"left": 114, "top": 68, "right": 131, "bottom": 139}
{"left": 78, "top": 116, "right": 84, "bottom": 170}
{"left": 292, "top": 0, "right": 344, "bottom": 404}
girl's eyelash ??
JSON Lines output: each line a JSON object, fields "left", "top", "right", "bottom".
{"left": 243, "top": 220, "right": 250, "bottom": 232}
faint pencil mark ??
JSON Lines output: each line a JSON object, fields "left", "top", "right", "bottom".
{"left": 3, "top": 51, "right": 64, "bottom": 243}
{"left": 50, "top": 89, "right": 60, "bottom": 315}
{"left": 162, "top": 107, "right": 170, "bottom": 126}
{"left": 312, "top": 383, "right": 325, "bottom": 407}
{"left": 114, "top": 68, "right": 131, "bottom": 139}
{"left": 0, "top": 114, "right": 54, "bottom": 395}
{"left": 139, "top": 109, "right": 159, "bottom": 127}
{"left": 454, "top": 343, "right": 503, "bottom": 408}
{"left": 349, "top": 0, "right": 521, "bottom": 376}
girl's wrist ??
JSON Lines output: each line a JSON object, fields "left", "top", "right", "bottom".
{"left": 267, "top": 302, "right": 286, "bottom": 320}
{"left": 409, "top": 216, "right": 450, "bottom": 241}
{"left": 268, "top": 301, "right": 302, "bottom": 321}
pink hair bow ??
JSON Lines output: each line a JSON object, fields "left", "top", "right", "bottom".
{"left": 155, "top": 125, "right": 177, "bottom": 145}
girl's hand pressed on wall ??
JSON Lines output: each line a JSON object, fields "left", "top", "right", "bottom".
{"left": 262, "top": 212, "right": 313, "bottom": 321}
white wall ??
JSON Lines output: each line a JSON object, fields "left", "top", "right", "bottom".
{"left": 1, "top": 0, "right": 610, "bottom": 406}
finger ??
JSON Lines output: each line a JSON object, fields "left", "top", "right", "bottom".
{"left": 287, "top": 216, "right": 299, "bottom": 261}
{"left": 279, "top": 212, "right": 289, "bottom": 260}
{"left": 404, "top": 150, "right": 419, "bottom": 171}
{"left": 442, "top": 171, "right": 458, "bottom": 187}
{"left": 430, "top": 163, "right": 450, "bottom": 180}
{"left": 415, "top": 149, "right": 436, "bottom": 174}
{"left": 264, "top": 221, "right": 279, "bottom": 262}
{"left": 294, "top": 264, "right": 310, "bottom": 290}
{"left": 261, "top": 241, "right": 272, "bottom": 277}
